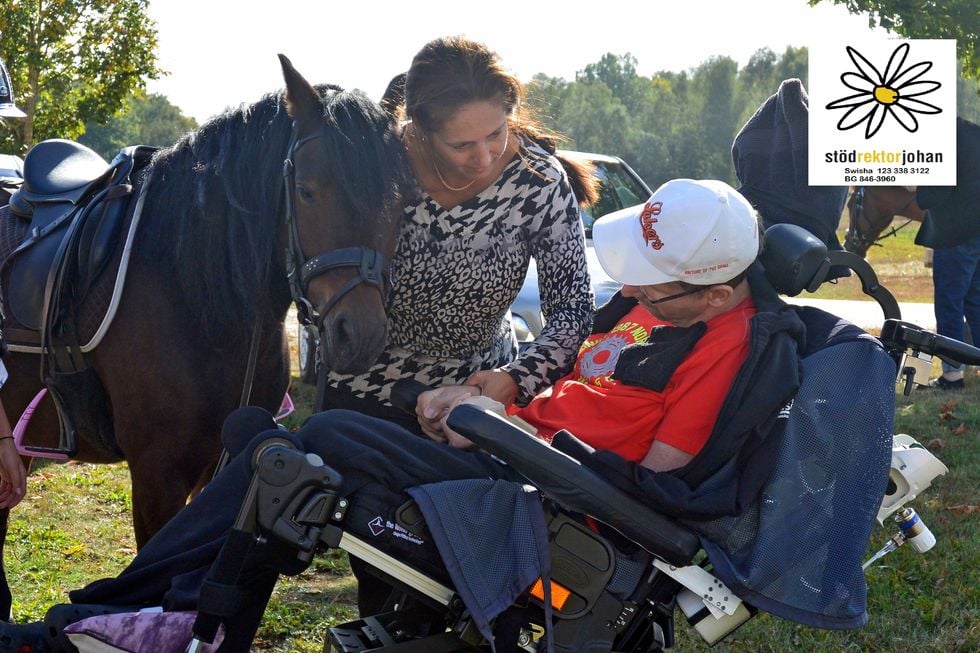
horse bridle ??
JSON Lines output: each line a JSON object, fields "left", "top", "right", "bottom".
{"left": 282, "top": 128, "right": 390, "bottom": 328}
{"left": 216, "top": 125, "right": 394, "bottom": 479}
{"left": 846, "top": 186, "right": 917, "bottom": 253}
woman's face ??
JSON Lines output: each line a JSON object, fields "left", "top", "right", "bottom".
{"left": 427, "top": 100, "right": 510, "bottom": 182}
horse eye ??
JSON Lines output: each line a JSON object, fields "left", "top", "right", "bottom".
{"left": 296, "top": 186, "right": 315, "bottom": 203}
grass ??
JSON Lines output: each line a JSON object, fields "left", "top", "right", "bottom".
{"left": 676, "top": 370, "right": 980, "bottom": 653}
{"left": 812, "top": 216, "right": 934, "bottom": 303}
{"left": 6, "top": 239, "right": 976, "bottom": 652}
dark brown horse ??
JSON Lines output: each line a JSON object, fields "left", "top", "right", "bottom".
{"left": 0, "top": 55, "right": 413, "bottom": 581}
{"left": 843, "top": 186, "right": 927, "bottom": 257}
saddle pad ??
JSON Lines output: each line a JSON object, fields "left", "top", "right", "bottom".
{"left": 0, "top": 198, "right": 133, "bottom": 351}
{"left": 0, "top": 203, "right": 27, "bottom": 264}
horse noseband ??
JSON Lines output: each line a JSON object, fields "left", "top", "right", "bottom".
{"left": 299, "top": 246, "right": 390, "bottom": 323}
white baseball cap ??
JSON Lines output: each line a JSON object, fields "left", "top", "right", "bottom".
{"left": 593, "top": 178, "right": 760, "bottom": 286}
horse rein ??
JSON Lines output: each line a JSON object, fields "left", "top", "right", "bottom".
{"left": 282, "top": 128, "right": 391, "bottom": 328}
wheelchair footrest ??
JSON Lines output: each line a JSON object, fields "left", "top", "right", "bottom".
{"left": 324, "top": 608, "right": 468, "bottom": 653}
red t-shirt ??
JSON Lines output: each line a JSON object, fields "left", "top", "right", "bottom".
{"left": 516, "top": 299, "right": 756, "bottom": 463}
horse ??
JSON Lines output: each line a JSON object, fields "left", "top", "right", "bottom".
{"left": 843, "top": 185, "right": 927, "bottom": 257}
{"left": 0, "top": 55, "right": 415, "bottom": 611}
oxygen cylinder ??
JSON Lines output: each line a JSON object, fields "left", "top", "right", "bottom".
{"left": 894, "top": 507, "right": 936, "bottom": 553}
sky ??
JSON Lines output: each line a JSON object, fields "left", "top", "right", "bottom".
{"left": 144, "top": 0, "right": 890, "bottom": 124}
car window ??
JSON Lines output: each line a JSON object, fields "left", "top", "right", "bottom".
{"left": 580, "top": 162, "right": 650, "bottom": 236}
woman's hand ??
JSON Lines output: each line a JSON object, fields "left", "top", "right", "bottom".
{"left": 464, "top": 369, "right": 518, "bottom": 406}
{"left": 416, "top": 385, "right": 480, "bottom": 445}
{"left": 0, "top": 437, "right": 26, "bottom": 509}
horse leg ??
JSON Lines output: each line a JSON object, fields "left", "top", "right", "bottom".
{"left": 116, "top": 407, "right": 223, "bottom": 547}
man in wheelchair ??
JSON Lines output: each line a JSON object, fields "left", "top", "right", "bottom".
{"left": 1, "top": 178, "right": 897, "bottom": 653}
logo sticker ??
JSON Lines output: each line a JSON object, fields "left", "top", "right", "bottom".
{"left": 809, "top": 40, "right": 956, "bottom": 186}
{"left": 638, "top": 201, "right": 664, "bottom": 250}
{"left": 366, "top": 515, "right": 425, "bottom": 545}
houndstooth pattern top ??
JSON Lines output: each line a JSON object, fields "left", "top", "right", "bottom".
{"left": 324, "top": 137, "right": 594, "bottom": 406}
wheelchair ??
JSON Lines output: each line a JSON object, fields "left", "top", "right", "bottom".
{"left": 187, "top": 224, "right": 976, "bottom": 653}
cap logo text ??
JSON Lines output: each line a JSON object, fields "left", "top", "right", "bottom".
{"left": 639, "top": 201, "right": 664, "bottom": 250}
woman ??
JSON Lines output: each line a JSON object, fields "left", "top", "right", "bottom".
{"left": 0, "top": 344, "right": 27, "bottom": 509}
{"left": 319, "top": 36, "right": 597, "bottom": 429}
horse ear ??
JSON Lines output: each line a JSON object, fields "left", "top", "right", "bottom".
{"left": 278, "top": 54, "right": 321, "bottom": 126}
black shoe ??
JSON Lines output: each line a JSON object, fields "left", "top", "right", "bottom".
{"left": 0, "top": 621, "right": 51, "bottom": 653}
{"left": 925, "top": 376, "right": 965, "bottom": 391}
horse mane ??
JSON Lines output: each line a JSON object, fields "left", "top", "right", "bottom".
{"left": 139, "top": 85, "right": 414, "bottom": 345}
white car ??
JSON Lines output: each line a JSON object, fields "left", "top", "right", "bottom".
{"left": 297, "top": 150, "right": 652, "bottom": 381}
{"left": 509, "top": 151, "right": 652, "bottom": 345}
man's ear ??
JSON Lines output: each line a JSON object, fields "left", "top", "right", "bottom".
{"left": 703, "top": 284, "right": 734, "bottom": 306}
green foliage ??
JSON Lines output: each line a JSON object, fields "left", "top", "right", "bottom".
{"left": 810, "top": 0, "right": 980, "bottom": 79}
{"left": 528, "top": 48, "right": 809, "bottom": 188}
{"left": 0, "top": 0, "right": 163, "bottom": 153}
{"left": 527, "top": 46, "right": 980, "bottom": 190}
{"left": 79, "top": 92, "right": 198, "bottom": 160}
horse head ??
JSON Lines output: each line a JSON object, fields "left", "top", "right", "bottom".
{"left": 844, "top": 186, "right": 924, "bottom": 258}
{"left": 844, "top": 187, "right": 876, "bottom": 257}
{"left": 279, "top": 55, "right": 414, "bottom": 374}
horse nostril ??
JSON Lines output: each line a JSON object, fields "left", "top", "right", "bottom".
{"left": 332, "top": 316, "right": 354, "bottom": 350}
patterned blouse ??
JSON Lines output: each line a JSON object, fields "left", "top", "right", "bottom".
{"left": 324, "top": 137, "right": 594, "bottom": 406}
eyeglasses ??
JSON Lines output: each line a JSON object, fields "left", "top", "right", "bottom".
{"left": 638, "top": 285, "right": 704, "bottom": 306}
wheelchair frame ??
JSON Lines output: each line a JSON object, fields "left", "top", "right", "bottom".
{"left": 186, "top": 224, "right": 974, "bottom": 653}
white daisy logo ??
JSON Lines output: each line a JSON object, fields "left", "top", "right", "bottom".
{"left": 825, "top": 43, "right": 942, "bottom": 139}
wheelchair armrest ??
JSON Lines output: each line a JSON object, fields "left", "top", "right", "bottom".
{"left": 446, "top": 403, "right": 701, "bottom": 566}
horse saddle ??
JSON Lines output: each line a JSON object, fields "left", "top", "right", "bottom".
{"left": 5, "top": 139, "right": 153, "bottom": 331}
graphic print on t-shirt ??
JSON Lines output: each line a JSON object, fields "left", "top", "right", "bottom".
{"left": 574, "top": 309, "right": 657, "bottom": 387}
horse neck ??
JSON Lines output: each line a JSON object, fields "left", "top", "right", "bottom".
{"left": 140, "top": 110, "right": 293, "bottom": 342}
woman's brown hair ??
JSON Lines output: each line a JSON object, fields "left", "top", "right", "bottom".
{"left": 396, "top": 36, "right": 599, "bottom": 206}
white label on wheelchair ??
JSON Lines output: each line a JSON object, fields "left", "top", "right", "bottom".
{"left": 652, "top": 558, "right": 742, "bottom": 617}
{"left": 898, "top": 352, "right": 933, "bottom": 389}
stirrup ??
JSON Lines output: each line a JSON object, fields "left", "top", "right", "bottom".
{"left": 20, "top": 380, "right": 78, "bottom": 457}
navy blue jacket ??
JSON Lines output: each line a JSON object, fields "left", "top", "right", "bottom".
{"left": 915, "top": 117, "right": 980, "bottom": 249}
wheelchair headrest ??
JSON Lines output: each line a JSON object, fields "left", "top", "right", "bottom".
{"left": 759, "top": 223, "right": 830, "bottom": 297}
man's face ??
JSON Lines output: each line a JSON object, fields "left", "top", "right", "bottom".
{"left": 621, "top": 282, "right": 708, "bottom": 327}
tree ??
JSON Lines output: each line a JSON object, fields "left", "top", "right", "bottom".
{"left": 525, "top": 73, "right": 569, "bottom": 136}
{"left": 692, "top": 56, "right": 740, "bottom": 181}
{"left": 811, "top": 0, "right": 980, "bottom": 78}
{"left": 578, "top": 54, "right": 641, "bottom": 109}
{"left": 0, "top": 0, "right": 162, "bottom": 153}
{"left": 559, "top": 81, "right": 631, "bottom": 155}
{"left": 79, "top": 92, "right": 198, "bottom": 160}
